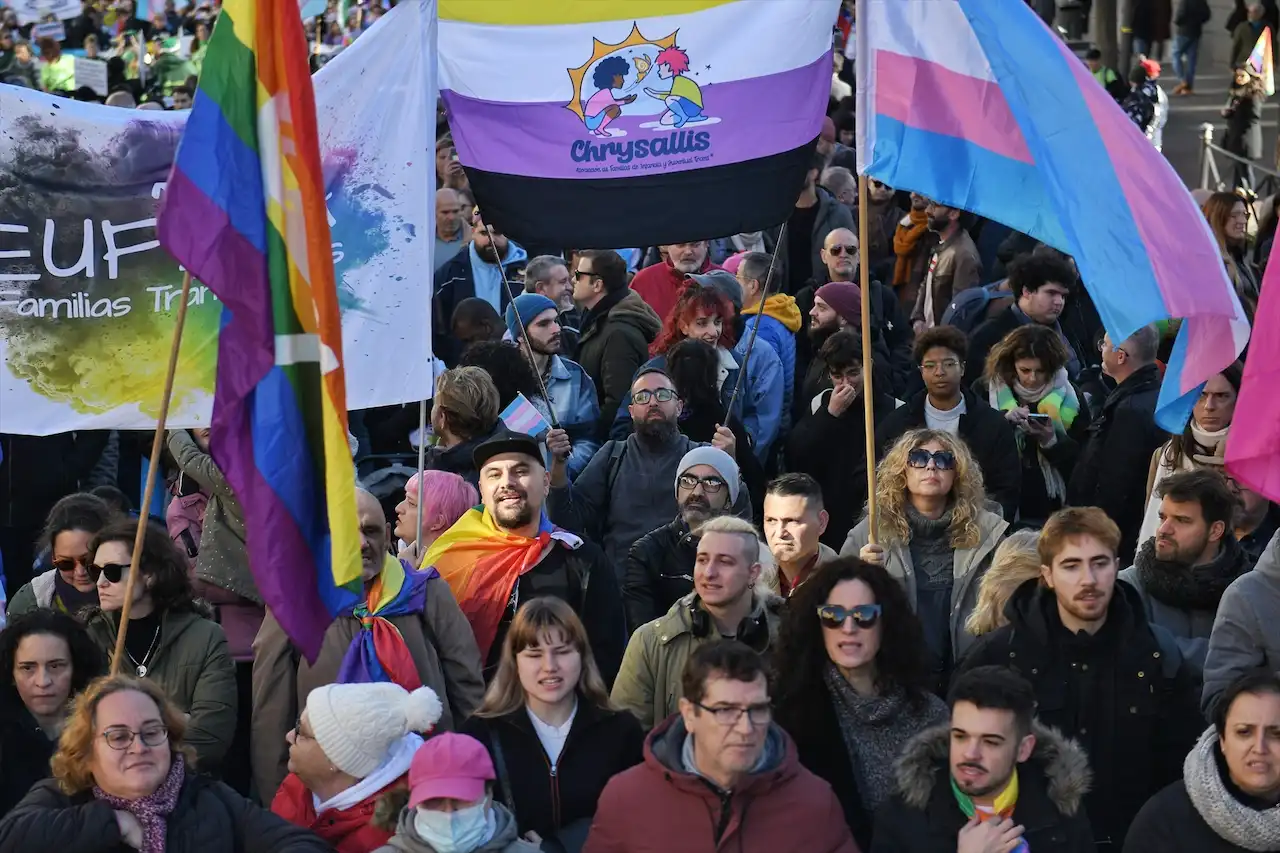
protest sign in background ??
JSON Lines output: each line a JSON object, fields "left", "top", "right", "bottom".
{"left": 11, "top": 0, "right": 80, "bottom": 25}
{"left": 0, "top": 2, "right": 437, "bottom": 435}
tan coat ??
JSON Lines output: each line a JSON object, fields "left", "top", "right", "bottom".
{"left": 250, "top": 575, "right": 486, "bottom": 800}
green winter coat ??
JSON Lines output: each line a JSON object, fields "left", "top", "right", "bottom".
{"left": 610, "top": 592, "right": 783, "bottom": 730}
{"left": 83, "top": 605, "right": 237, "bottom": 773}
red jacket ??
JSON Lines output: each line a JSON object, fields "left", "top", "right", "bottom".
{"left": 630, "top": 258, "right": 720, "bottom": 322}
{"left": 271, "top": 772, "right": 401, "bottom": 853}
{"left": 583, "top": 715, "right": 859, "bottom": 853}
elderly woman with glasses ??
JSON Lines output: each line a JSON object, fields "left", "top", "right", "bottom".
{"left": 0, "top": 675, "right": 329, "bottom": 853}
{"left": 773, "top": 557, "right": 946, "bottom": 851}
{"left": 841, "top": 428, "right": 1008, "bottom": 690}
{"left": 81, "top": 519, "right": 237, "bottom": 775}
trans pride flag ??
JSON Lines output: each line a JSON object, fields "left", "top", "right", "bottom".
{"left": 438, "top": 0, "right": 840, "bottom": 248}
{"left": 157, "top": 0, "right": 362, "bottom": 660}
{"left": 856, "top": 0, "right": 1249, "bottom": 432}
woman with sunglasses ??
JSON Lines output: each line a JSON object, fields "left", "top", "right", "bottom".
{"left": 7, "top": 493, "right": 119, "bottom": 620}
{"left": 81, "top": 518, "right": 237, "bottom": 775}
{"left": 0, "top": 675, "right": 329, "bottom": 853}
{"left": 841, "top": 429, "right": 1008, "bottom": 688}
{"left": 0, "top": 610, "right": 105, "bottom": 816}
{"left": 773, "top": 557, "right": 946, "bottom": 851}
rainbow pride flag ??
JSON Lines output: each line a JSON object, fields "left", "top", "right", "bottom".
{"left": 156, "top": 0, "right": 362, "bottom": 660}
{"left": 1248, "top": 27, "right": 1275, "bottom": 97}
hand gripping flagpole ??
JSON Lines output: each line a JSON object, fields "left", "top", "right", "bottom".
{"left": 857, "top": 175, "right": 878, "bottom": 545}
{"left": 725, "top": 222, "right": 787, "bottom": 422}
{"left": 111, "top": 271, "right": 194, "bottom": 675}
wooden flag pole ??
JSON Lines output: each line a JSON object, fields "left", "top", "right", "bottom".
{"left": 857, "top": 175, "right": 878, "bottom": 545}
{"left": 111, "top": 271, "right": 194, "bottom": 675}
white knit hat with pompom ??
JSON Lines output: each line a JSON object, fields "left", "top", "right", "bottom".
{"left": 305, "top": 682, "right": 443, "bottom": 778}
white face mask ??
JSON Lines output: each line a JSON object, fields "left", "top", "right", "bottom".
{"left": 413, "top": 801, "right": 492, "bottom": 853}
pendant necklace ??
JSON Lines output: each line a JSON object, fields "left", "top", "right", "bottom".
{"left": 126, "top": 625, "right": 161, "bottom": 678}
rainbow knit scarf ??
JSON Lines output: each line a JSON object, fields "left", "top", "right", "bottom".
{"left": 952, "top": 770, "right": 1029, "bottom": 851}
{"left": 991, "top": 368, "right": 1079, "bottom": 430}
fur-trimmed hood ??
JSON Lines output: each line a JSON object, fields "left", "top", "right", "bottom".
{"left": 893, "top": 721, "right": 1092, "bottom": 817}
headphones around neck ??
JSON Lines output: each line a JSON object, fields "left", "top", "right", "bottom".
{"left": 688, "top": 595, "right": 770, "bottom": 649}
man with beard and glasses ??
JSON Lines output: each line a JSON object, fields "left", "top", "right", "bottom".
{"left": 873, "top": 665, "right": 1094, "bottom": 853}
{"left": 433, "top": 208, "right": 528, "bottom": 364}
{"left": 623, "top": 447, "right": 744, "bottom": 632}
{"left": 506, "top": 293, "right": 600, "bottom": 479}
{"left": 910, "top": 201, "right": 981, "bottom": 333}
{"left": 423, "top": 430, "right": 625, "bottom": 683}
{"left": 252, "top": 490, "right": 486, "bottom": 800}
{"left": 630, "top": 240, "right": 720, "bottom": 321}
{"left": 957, "top": 507, "right": 1202, "bottom": 847}
{"left": 547, "top": 369, "right": 749, "bottom": 575}
{"left": 1120, "top": 469, "right": 1251, "bottom": 674}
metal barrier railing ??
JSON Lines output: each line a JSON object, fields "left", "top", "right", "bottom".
{"left": 1198, "top": 122, "right": 1280, "bottom": 197}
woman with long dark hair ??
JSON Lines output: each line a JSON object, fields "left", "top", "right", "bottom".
{"left": 7, "top": 494, "right": 118, "bottom": 619}
{"left": 773, "top": 557, "right": 947, "bottom": 851}
{"left": 0, "top": 610, "right": 105, "bottom": 815}
{"left": 1202, "top": 190, "right": 1259, "bottom": 315}
{"left": 1221, "top": 67, "right": 1266, "bottom": 196}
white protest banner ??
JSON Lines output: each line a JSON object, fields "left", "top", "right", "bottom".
{"left": 31, "top": 20, "right": 67, "bottom": 41}
{"left": 74, "top": 57, "right": 108, "bottom": 95}
{"left": 11, "top": 0, "right": 79, "bottom": 26}
{"left": 0, "top": 1, "right": 437, "bottom": 435}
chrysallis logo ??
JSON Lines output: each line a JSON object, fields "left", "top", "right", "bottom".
{"left": 564, "top": 23, "right": 720, "bottom": 169}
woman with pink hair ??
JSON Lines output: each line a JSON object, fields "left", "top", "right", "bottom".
{"left": 393, "top": 471, "right": 478, "bottom": 563}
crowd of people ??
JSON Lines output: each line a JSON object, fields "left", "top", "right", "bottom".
{"left": 6, "top": 1, "right": 1280, "bottom": 852}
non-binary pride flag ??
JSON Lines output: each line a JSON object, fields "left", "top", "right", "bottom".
{"left": 856, "top": 0, "right": 1249, "bottom": 432}
{"left": 437, "top": 0, "right": 840, "bottom": 248}
{"left": 156, "top": 0, "right": 362, "bottom": 661}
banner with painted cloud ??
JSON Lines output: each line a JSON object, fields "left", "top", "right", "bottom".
{"left": 0, "top": 0, "right": 436, "bottom": 436}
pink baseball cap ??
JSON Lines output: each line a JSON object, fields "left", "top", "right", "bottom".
{"left": 407, "top": 733, "right": 495, "bottom": 808}
{"left": 722, "top": 252, "right": 747, "bottom": 276}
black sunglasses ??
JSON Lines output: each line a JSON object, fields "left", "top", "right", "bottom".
{"left": 826, "top": 244, "right": 857, "bottom": 256}
{"left": 89, "top": 562, "right": 130, "bottom": 584}
{"left": 52, "top": 555, "right": 89, "bottom": 574}
{"left": 907, "top": 449, "right": 956, "bottom": 470}
{"left": 817, "top": 603, "right": 882, "bottom": 630}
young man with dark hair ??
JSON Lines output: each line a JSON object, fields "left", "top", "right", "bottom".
{"left": 572, "top": 249, "right": 662, "bottom": 440}
{"left": 761, "top": 473, "right": 836, "bottom": 596}
{"left": 1120, "top": 468, "right": 1251, "bottom": 674}
{"left": 785, "top": 331, "right": 898, "bottom": 547}
{"left": 587, "top": 641, "right": 856, "bottom": 852}
{"left": 957, "top": 507, "right": 1202, "bottom": 847}
{"left": 964, "top": 253, "right": 1080, "bottom": 387}
{"left": 876, "top": 325, "right": 1022, "bottom": 521}
{"left": 873, "top": 665, "right": 1094, "bottom": 852}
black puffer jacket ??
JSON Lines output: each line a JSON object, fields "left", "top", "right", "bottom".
{"left": 0, "top": 704, "right": 56, "bottom": 818}
{"left": 622, "top": 517, "right": 697, "bottom": 633}
{"left": 0, "top": 773, "right": 330, "bottom": 853}
{"left": 461, "top": 702, "right": 644, "bottom": 844}
{"left": 956, "top": 579, "right": 1203, "bottom": 846}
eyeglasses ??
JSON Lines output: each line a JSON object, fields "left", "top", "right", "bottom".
{"left": 89, "top": 562, "right": 130, "bottom": 584}
{"left": 293, "top": 716, "right": 313, "bottom": 741}
{"left": 817, "top": 603, "right": 883, "bottom": 630}
{"left": 52, "top": 555, "right": 89, "bottom": 574}
{"left": 693, "top": 702, "right": 772, "bottom": 727}
{"left": 632, "top": 388, "right": 677, "bottom": 406}
{"left": 826, "top": 244, "right": 857, "bottom": 256}
{"left": 677, "top": 473, "right": 727, "bottom": 493}
{"left": 921, "top": 358, "right": 961, "bottom": 373}
{"left": 101, "top": 724, "right": 168, "bottom": 751}
{"left": 1097, "top": 338, "right": 1129, "bottom": 358}
{"left": 907, "top": 449, "right": 956, "bottom": 470}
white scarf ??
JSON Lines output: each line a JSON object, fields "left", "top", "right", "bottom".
{"left": 313, "top": 732, "right": 424, "bottom": 815}
{"left": 1184, "top": 727, "right": 1280, "bottom": 851}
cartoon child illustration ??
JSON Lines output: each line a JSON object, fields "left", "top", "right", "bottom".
{"left": 583, "top": 55, "right": 637, "bottom": 138}
{"left": 643, "top": 46, "right": 706, "bottom": 128}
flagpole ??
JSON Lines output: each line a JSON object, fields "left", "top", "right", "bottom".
{"left": 857, "top": 175, "right": 878, "bottom": 545}
{"left": 725, "top": 223, "right": 786, "bottom": 420}
{"left": 413, "top": 397, "right": 427, "bottom": 563}
{"left": 111, "top": 271, "right": 194, "bottom": 675}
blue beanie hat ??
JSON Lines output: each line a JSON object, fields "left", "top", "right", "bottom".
{"left": 504, "top": 293, "right": 558, "bottom": 340}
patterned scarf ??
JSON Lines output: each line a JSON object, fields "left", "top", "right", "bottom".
{"left": 892, "top": 209, "right": 930, "bottom": 287}
{"left": 952, "top": 770, "right": 1028, "bottom": 851}
{"left": 990, "top": 368, "right": 1080, "bottom": 503}
{"left": 93, "top": 756, "right": 185, "bottom": 853}
{"left": 421, "top": 506, "right": 581, "bottom": 662}
{"left": 335, "top": 554, "right": 432, "bottom": 688}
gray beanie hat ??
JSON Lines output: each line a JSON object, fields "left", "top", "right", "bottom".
{"left": 675, "top": 445, "right": 740, "bottom": 504}
{"left": 305, "top": 682, "right": 443, "bottom": 778}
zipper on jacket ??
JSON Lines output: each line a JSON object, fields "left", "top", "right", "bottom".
{"left": 539, "top": 750, "right": 562, "bottom": 829}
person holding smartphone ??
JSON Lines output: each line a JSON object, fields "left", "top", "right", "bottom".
{"left": 978, "top": 324, "right": 1091, "bottom": 528}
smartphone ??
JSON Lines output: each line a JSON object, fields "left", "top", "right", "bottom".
{"left": 1025, "top": 413, "right": 1050, "bottom": 422}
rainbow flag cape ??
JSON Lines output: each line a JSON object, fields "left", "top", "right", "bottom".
{"left": 422, "top": 507, "right": 581, "bottom": 662}
{"left": 856, "top": 0, "right": 1249, "bottom": 433}
{"left": 1249, "top": 27, "right": 1276, "bottom": 97}
{"left": 156, "top": 0, "right": 362, "bottom": 661}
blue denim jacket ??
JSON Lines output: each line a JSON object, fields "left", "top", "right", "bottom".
{"left": 544, "top": 355, "right": 601, "bottom": 479}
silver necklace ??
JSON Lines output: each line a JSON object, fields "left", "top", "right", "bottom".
{"left": 126, "top": 625, "right": 161, "bottom": 678}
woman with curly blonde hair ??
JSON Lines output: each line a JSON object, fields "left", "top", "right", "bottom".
{"left": 963, "top": 529, "right": 1042, "bottom": 639}
{"left": 0, "top": 674, "right": 327, "bottom": 852}
{"left": 840, "top": 429, "right": 1008, "bottom": 686}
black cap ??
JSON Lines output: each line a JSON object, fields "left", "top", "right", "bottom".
{"left": 472, "top": 428, "right": 545, "bottom": 470}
